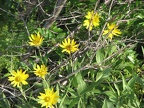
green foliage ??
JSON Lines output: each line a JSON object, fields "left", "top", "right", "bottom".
{"left": 0, "top": 93, "right": 11, "bottom": 108}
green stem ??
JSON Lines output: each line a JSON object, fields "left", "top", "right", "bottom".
{"left": 19, "top": 86, "right": 27, "bottom": 100}
{"left": 70, "top": 53, "right": 73, "bottom": 73}
{"left": 43, "top": 77, "right": 49, "bottom": 89}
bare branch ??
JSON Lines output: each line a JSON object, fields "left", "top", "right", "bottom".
{"left": 43, "top": 0, "right": 67, "bottom": 29}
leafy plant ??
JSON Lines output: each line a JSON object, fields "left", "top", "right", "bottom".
{"left": 0, "top": 0, "right": 144, "bottom": 108}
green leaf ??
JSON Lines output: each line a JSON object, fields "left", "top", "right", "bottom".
{"left": 127, "top": 55, "right": 135, "bottom": 63}
{"left": 114, "top": 83, "right": 120, "bottom": 96}
{"left": 57, "top": 33, "right": 66, "bottom": 37}
{"left": 68, "top": 97, "right": 80, "bottom": 108}
{"left": 76, "top": 73, "right": 87, "bottom": 94}
{"left": 59, "top": 87, "right": 73, "bottom": 107}
{"left": 96, "top": 68, "right": 111, "bottom": 81}
{"left": 125, "top": 66, "right": 133, "bottom": 73}
{"left": 107, "top": 46, "right": 117, "bottom": 56}
{"left": 102, "top": 99, "right": 115, "bottom": 108}
{"left": 128, "top": 75, "right": 138, "bottom": 88}
{"left": 122, "top": 75, "right": 127, "bottom": 90}
{"left": 80, "top": 79, "right": 104, "bottom": 95}
{"left": 96, "top": 49, "right": 104, "bottom": 64}
{"left": 48, "top": 30, "right": 53, "bottom": 38}
{"left": 104, "top": 91, "right": 117, "bottom": 103}
{"left": 141, "top": 46, "right": 144, "bottom": 57}
{"left": 53, "top": 26, "right": 63, "bottom": 32}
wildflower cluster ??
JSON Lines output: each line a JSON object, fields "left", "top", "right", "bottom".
{"left": 83, "top": 10, "right": 122, "bottom": 39}
{"left": 7, "top": 8, "right": 122, "bottom": 108}
{"left": 8, "top": 64, "right": 48, "bottom": 87}
{"left": 8, "top": 54, "right": 58, "bottom": 108}
{"left": 7, "top": 31, "right": 80, "bottom": 107}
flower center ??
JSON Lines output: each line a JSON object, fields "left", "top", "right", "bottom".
{"left": 34, "top": 39, "right": 40, "bottom": 44}
{"left": 15, "top": 76, "right": 21, "bottom": 82}
{"left": 38, "top": 70, "right": 45, "bottom": 75}
{"left": 44, "top": 96, "right": 50, "bottom": 102}
{"left": 66, "top": 45, "right": 72, "bottom": 51}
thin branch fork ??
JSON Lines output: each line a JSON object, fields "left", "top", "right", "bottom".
{"left": 43, "top": 0, "right": 67, "bottom": 29}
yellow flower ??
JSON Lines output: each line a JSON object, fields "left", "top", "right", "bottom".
{"left": 33, "top": 64, "right": 48, "bottom": 79}
{"left": 28, "top": 32, "right": 44, "bottom": 47}
{"left": 59, "top": 38, "right": 79, "bottom": 54}
{"left": 8, "top": 69, "right": 29, "bottom": 87}
{"left": 103, "top": 23, "right": 121, "bottom": 40}
{"left": 83, "top": 11, "right": 100, "bottom": 31}
{"left": 38, "top": 88, "right": 59, "bottom": 108}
